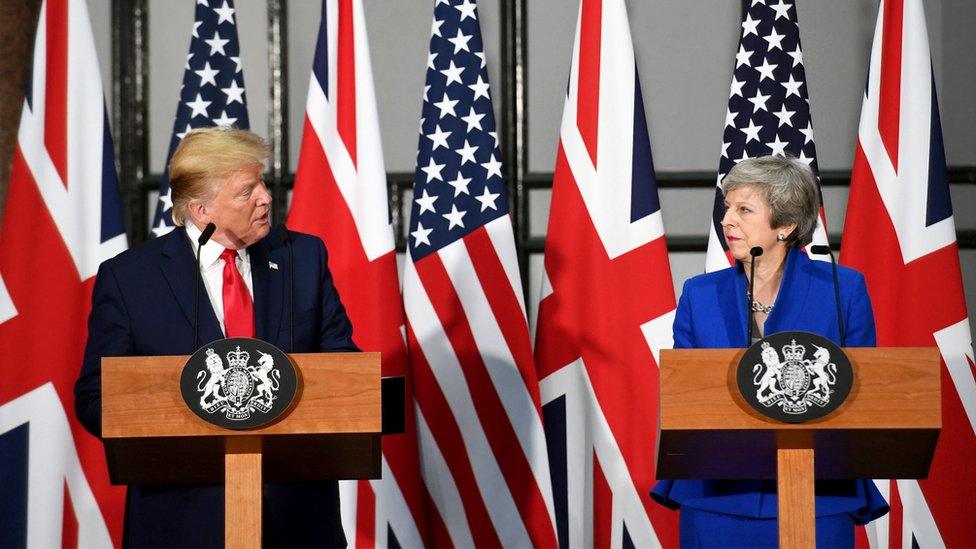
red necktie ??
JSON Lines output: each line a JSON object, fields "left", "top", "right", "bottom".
{"left": 220, "top": 248, "right": 255, "bottom": 338}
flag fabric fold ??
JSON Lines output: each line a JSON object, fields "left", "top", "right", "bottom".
{"left": 840, "top": 1, "right": 976, "bottom": 546}
{"left": 287, "top": 0, "right": 429, "bottom": 546}
{"left": 402, "top": 0, "right": 558, "bottom": 546}
{"left": 0, "top": 0, "right": 127, "bottom": 546}
{"left": 150, "top": 0, "right": 250, "bottom": 237}
{"left": 706, "top": 0, "right": 829, "bottom": 272}
{"left": 533, "top": 0, "right": 678, "bottom": 546}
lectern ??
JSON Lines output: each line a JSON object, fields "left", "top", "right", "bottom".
{"left": 102, "top": 352, "right": 383, "bottom": 548}
{"left": 657, "top": 347, "right": 941, "bottom": 547}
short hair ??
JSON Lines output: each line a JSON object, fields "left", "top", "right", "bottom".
{"left": 168, "top": 127, "right": 269, "bottom": 226}
{"left": 721, "top": 155, "right": 820, "bottom": 248}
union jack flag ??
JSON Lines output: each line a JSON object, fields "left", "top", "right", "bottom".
{"left": 0, "top": 0, "right": 127, "bottom": 546}
{"left": 402, "top": 0, "right": 558, "bottom": 545}
{"left": 150, "top": 0, "right": 250, "bottom": 237}
{"left": 286, "top": 0, "right": 429, "bottom": 546}
{"left": 706, "top": 0, "right": 829, "bottom": 272}
{"left": 534, "top": 0, "right": 678, "bottom": 546}
{"left": 840, "top": 0, "right": 976, "bottom": 546}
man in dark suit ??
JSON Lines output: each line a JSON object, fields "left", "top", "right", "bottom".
{"left": 74, "top": 127, "right": 356, "bottom": 547}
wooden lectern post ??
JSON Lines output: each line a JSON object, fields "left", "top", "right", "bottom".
{"left": 102, "top": 352, "right": 383, "bottom": 547}
{"left": 657, "top": 347, "right": 941, "bottom": 547}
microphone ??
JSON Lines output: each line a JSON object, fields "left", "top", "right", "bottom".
{"left": 273, "top": 224, "right": 295, "bottom": 352}
{"left": 746, "top": 246, "right": 763, "bottom": 346}
{"left": 810, "top": 244, "right": 845, "bottom": 347}
{"left": 194, "top": 223, "right": 217, "bottom": 350}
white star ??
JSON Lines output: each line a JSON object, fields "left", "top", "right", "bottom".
{"left": 433, "top": 93, "right": 459, "bottom": 118}
{"left": 448, "top": 29, "right": 473, "bottom": 54}
{"left": 197, "top": 0, "right": 209, "bottom": 5}
{"left": 442, "top": 205, "right": 466, "bottom": 230}
{"left": 212, "top": 110, "right": 237, "bottom": 127}
{"left": 176, "top": 123, "right": 193, "bottom": 139}
{"left": 152, "top": 218, "right": 174, "bottom": 237}
{"left": 468, "top": 75, "right": 490, "bottom": 100}
{"left": 411, "top": 223, "right": 433, "bottom": 247}
{"left": 782, "top": 74, "right": 803, "bottom": 97}
{"left": 461, "top": 107, "right": 485, "bottom": 132}
{"left": 213, "top": 1, "right": 235, "bottom": 24}
{"left": 735, "top": 150, "right": 752, "bottom": 164}
{"left": 192, "top": 21, "right": 203, "bottom": 38}
{"left": 427, "top": 52, "right": 438, "bottom": 70}
{"left": 431, "top": 18, "right": 444, "bottom": 37}
{"left": 419, "top": 117, "right": 426, "bottom": 134}
{"left": 740, "top": 119, "right": 762, "bottom": 143}
{"left": 756, "top": 58, "right": 777, "bottom": 81}
{"left": 222, "top": 80, "right": 245, "bottom": 104}
{"left": 798, "top": 149, "right": 814, "bottom": 165}
{"left": 415, "top": 189, "right": 438, "bottom": 215}
{"left": 447, "top": 173, "right": 472, "bottom": 196}
{"left": 481, "top": 154, "right": 503, "bottom": 179}
{"left": 764, "top": 27, "right": 785, "bottom": 51}
{"left": 773, "top": 104, "right": 795, "bottom": 127}
{"left": 423, "top": 85, "right": 431, "bottom": 101}
{"left": 205, "top": 31, "right": 229, "bottom": 56}
{"left": 735, "top": 45, "right": 753, "bottom": 68}
{"left": 489, "top": 131, "right": 498, "bottom": 147}
{"left": 799, "top": 121, "right": 814, "bottom": 144}
{"left": 475, "top": 185, "right": 500, "bottom": 212}
{"left": 770, "top": 0, "right": 793, "bottom": 20}
{"left": 766, "top": 134, "right": 789, "bottom": 156}
{"left": 730, "top": 76, "right": 745, "bottom": 97}
{"left": 456, "top": 0, "right": 478, "bottom": 21}
{"left": 751, "top": 0, "right": 766, "bottom": 5}
{"left": 421, "top": 158, "right": 446, "bottom": 183}
{"left": 427, "top": 124, "right": 452, "bottom": 150}
{"left": 455, "top": 140, "right": 478, "bottom": 166}
{"left": 230, "top": 56, "right": 242, "bottom": 73}
{"left": 721, "top": 141, "right": 731, "bottom": 158}
{"left": 725, "top": 108, "right": 738, "bottom": 128}
{"left": 741, "top": 13, "right": 760, "bottom": 37}
{"left": 787, "top": 46, "right": 803, "bottom": 67}
{"left": 159, "top": 187, "right": 173, "bottom": 211}
{"left": 185, "top": 53, "right": 194, "bottom": 70}
{"left": 440, "top": 61, "right": 465, "bottom": 86}
{"left": 186, "top": 94, "right": 212, "bottom": 118}
{"left": 475, "top": 51, "right": 486, "bottom": 68}
{"left": 747, "top": 89, "right": 771, "bottom": 113}
{"left": 195, "top": 62, "right": 219, "bottom": 86}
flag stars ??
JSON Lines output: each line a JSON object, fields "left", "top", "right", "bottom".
{"left": 475, "top": 52, "right": 486, "bottom": 69}
{"left": 740, "top": 119, "right": 763, "bottom": 143}
{"left": 433, "top": 93, "right": 459, "bottom": 118}
{"left": 725, "top": 107, "right": 738, "bottom": 128}
{"left": 781, "top": 74, "right": 803, "bottom": 97}
{"left": 799, "top": 121, "right": 814, "bottom": 144}
{"left": 427, "top": 52, "right": 439, "bottom": 70}
{"left": 773, "top": 104, "right": 795, "bottom": 127}
{"left": 755, "top": 58, "right": 777, "bottom": 81}
{"left": 456, "top": 140, "right": 479, "bottom": 165}
{"left": 468, "top": 75, "right": 490, "bottom": 101}
{"left": 475, "top": 185, "right": 500, "bottom": 212}
{"left": 412, "top": 223, "right": 433, "bottom": 247}
{"left": 461, "top": 107, "right": 485, "bottom": 132}
{"left": 213, "top": 1, "right": 235, "bottom": 25}
{"left": 765, "top": 134, "right": 789, "bottom": 156}
{"left": 735, "top": 45, "right": 753, "bottom": 68}
{"left": 421, "top": 157, "right": 446, "bottom": 183}
{"left": 447, "top": 29, "right": 473, "bottom": 54}
{"left": 787, "top": 46, "right": 803, "bottom": 67}
{"left": 741, "top": 13, "right": 761, "bottom": 37}
{"left": 455, "top": 0, "right": 478, "bottom": 21}
{"left": 205, "top": 31, "right": 230, "bottom": 56}
{"left": 440, "top": 60, "right": 465, "bottom": 85}
{"left": 797, "top": 149, "right": 814, "bottom": 165}
{"left": 186, "top": 93, "right": 212, "bottom": 118}
{"left": 481, "top": 154, "right": 503, "bottom": 179}
{"left": 212, "top": 110, "right": 237, "bottom": 127}
{"left": 770, "top": 0, "right": 793, "bottom": 20}
{"left": 763, "top": 27, "right": 785, "bottom": 51}
{"left": 427, "top": 124, "right": 452, "bottom": 150}
{"left": 447, "top": 173, "right": 472, "bottom": 196}
{"left": 222, "top": 80, "right": 245, "bottom": 104}
{"left": 730, "top": 76, "right": 745, "bottom": 97}
{"left": 415, "top": 189, "right": 438, "bottom": 215}
{"left": 230, "top": 56, "right": 242, "bottom": 73}
{"left": 192, "top": 21, "right": 203, "bottom": 38}
{"left": 747, "top": 89, "right": 771, "bottom": 113}
{"left": 431, "top": 18, "right": 444, "bottom": 38}
{"left": 442, "top": 205, "right": 467, "bottom": 230}
{"left": 195, "top": 62, "right": 219, "bottom": 86}
{"left": 176, "top": 123, "right": 193, "bottom": 139}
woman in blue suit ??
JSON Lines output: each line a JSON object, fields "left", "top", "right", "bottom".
{"left": 651, "top": 156, "right": 889, "bottom": 547}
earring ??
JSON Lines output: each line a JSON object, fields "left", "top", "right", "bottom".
{"left": 777, "top": 233, "right": 786, "bottom": 241}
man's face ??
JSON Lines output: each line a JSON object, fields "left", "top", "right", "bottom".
{"left": 195, "top": 164, "right": 272, "bottom": 249}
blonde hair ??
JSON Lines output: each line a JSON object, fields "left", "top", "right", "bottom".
{"left": 168, "top": 127, "right": 269, "bottom": 225}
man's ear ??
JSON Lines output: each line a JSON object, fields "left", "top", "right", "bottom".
{"left": 187, "top": 199, "right": 211, "bottom": 226}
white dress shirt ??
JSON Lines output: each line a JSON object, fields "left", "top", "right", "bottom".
{"left": 185, "top": 223, "right": 254, "bottom": 335}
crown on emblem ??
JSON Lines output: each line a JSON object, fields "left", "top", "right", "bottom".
{"left": 782, "top": 339, "right": 806, "bottom": 361}
{"left": 226, "top": 346, "right": 250, "bottom": 368}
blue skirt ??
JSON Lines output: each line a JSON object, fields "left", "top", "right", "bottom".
{"left": 679, "top": 507, "right": 854, "bottom": 548}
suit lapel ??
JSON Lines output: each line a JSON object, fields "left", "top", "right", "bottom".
{"left": 159, "top": 228, "right": 223, "bottom": 343}
{"left": 248, "top": 237, "right": 285, "bottom": 344}
{"left": 719, "top": 263, "right": 750, "bottom": 347}
{"left": 765, "top": 249, "right": 812, "bottom": 335}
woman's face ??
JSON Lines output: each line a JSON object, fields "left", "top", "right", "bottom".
{"left": 721, "top": 184, "right": 795, "bottom": 262}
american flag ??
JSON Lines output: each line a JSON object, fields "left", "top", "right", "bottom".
{"left": 706, "top": 0, "right": 829, "bottom": 272}
{"left": 402, "top": 0, "right": 558, "bottom": 546}
{"left": 0, "top": 0, "right": 126, "bottom": 546}
{"left": 150, "top": 0, "right": 250, "bottom": 237}
{"left": 534, "top": 0, "right": 678, "bottom": 546}
{"left": 286, "top": 0, "right": 429, "bottom": 546}
{"left": 840, "top": 0, "right": 976, "bottom": 546}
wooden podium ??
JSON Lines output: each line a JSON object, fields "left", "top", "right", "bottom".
{"left": 657, "top": 347, "right": 941, "bottom": 547}
{"left": 102, "top": 352, "right": 383, "bottom": 549}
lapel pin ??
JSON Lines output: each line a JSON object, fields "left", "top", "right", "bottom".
{"left": 269, "top": 261, "right": 279, "bottom": 270}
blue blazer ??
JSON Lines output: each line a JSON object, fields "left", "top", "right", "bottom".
{"left": 652, "top": 249, "right": 889, "bottom": 522}
{"left": 74, "top": 227, "right": 357, "bottom": 548}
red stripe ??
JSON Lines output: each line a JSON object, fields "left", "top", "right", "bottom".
{"left": 421, "top": 485, "right": 454, "bottom": 548}
{"left": 414, "top": 253, "right": 558, "bottom": 546}
{"left": 354, "top": 481, "right": 376, "bottom": 548}
{"left": 62, "top": 481, "right": 78, "bottom": 549}
{"left": 576, "top": 0, "right": 602, "bottom": 166}
{"left": 878, "top": 0, "right": 903, "bottom": 170}
{"left": 45, "top": 0, "right": 69, "bottom": 188}
{"left": 337, "top": 0, "right": 358, "bottom": 166}
{"left": 593, "top": 454, "right": 612, "bottom": 549}
{"left": 462, "top": 228, "right": 543, "bottom": 411}
{"left": 406, "top": 322, "right": 502, "bottom": 548}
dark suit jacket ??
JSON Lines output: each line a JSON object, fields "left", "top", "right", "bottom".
{"left": 652, "top": 249, "right": 889, "bottom": 523}
{"left": 75, "top": 227, "right": 357, "bottom": 548}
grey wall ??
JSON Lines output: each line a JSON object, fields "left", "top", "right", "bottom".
{"left": 89, "top": 0, "right": 976, "bottom": 337}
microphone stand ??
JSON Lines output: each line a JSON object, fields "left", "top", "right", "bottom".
{"left": 810, "top": 244, "right": 845, "bottom": 347}
{"left": 746, "top": 246, "right": 764, "bottom": 346}
{"left": 194, "top": 223, "right": 217, "bottom": 350}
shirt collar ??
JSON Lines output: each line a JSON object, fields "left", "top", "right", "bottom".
{"left": 184, "top": 223, "right": 248, "bottom": 271}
